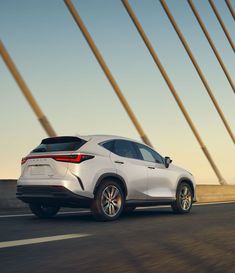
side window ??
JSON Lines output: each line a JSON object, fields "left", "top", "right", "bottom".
{"left": 136, "top": 144, "right": 156, "bottom": 163}
{"left": 151, "top": 150, "right": 164, "bottom": 164}
{"left": 113, "top": 140, "right": 139, "bottom": 159}
{"left": 101, "top": 140, "right": 114, "bottom": 152}
{"left": 136, "top": 143, "right": 163, "bottom": 164}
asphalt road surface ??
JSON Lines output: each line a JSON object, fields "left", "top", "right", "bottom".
{"left": 0, "top": 203, "right": 235, "bottom": 273}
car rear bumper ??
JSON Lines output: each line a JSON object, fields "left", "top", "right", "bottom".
{"left": 16, "top": 185, "right": 92, "bottom": 208}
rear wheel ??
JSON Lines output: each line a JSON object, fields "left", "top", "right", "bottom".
{"left": 29, "top": 204, "right": 60, "bottom": 218}
{"left": 171, "top": 183, "right": 193, "bottom": 214}
{"left": 91, "top": 180, "right": 124, "bottom": 221}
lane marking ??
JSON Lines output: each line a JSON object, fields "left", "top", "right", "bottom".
{"left": 1, "top": 201, "right": 235, "bottom": 218}
{"left": 0, "top": 234, "right": 90, "bottom": 249}
{"left": 136, "top": 201, "right": 235, "bottom": 210}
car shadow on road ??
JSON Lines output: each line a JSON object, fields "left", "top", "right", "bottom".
{"left": 28, "top": 207, "right": 182, "bottom": 224}
{"left": 121, "top": 208, "right": 179, "bottom": 220}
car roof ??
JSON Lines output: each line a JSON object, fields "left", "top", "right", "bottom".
{"left": 81, "top": 134, "right": 147, "bottom": 146}
{"left": 42, "top": 134, "right": 148, "bottom": 147}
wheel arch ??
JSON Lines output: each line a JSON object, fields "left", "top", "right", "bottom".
{"left": 93, "top": 173, "right": 128, "bottom": 197}
{"left": 176, "top": 177, "right": 195, "bottom": 198}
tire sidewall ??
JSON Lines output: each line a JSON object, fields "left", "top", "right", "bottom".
{"left": 29, "top": 204, "right": 60, "bottom": 218}
{"left": 174, "top": 182, "right": 193, "bottom": 214}
{"left": 91, "top": 180, "right": 125, "bottom": 221}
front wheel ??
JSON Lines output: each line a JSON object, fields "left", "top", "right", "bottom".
{"left": 91, "top": 180, "right": 124, "bottom": 221}
{"left": 29, "top": 204, "right": 60, "bottom": 218}
{"left": 171, "top": 183, "right": 193, "bottom": 214}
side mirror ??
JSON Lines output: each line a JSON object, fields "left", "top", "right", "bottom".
{"left": 164, "top": 156, "right": 172, "bottom": 168}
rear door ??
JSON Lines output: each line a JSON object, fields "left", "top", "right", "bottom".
{"left": 109, "top": 139, "right": 148, "bottom": 200}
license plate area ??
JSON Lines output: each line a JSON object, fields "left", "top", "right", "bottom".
{"left": 29, "top": 165, "right": 54, "bottom": 176}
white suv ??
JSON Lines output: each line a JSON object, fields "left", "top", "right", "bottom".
{"left": 17, "top": 135, "right": 196, "bottom": 221}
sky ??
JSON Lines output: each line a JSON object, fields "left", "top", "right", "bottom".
{"left": 0, "top": 0, "right": 234, "bottom": 184}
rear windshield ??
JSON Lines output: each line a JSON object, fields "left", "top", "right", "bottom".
{"left": 32, "top": 137, "right": 86, "bottom": 153}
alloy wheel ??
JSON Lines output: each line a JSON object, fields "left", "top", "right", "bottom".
{"left": 101, "top": 185, "right": 122, "bottom": 217}
{"left": 179, "top": 185, "right": 192, "bottom": 211}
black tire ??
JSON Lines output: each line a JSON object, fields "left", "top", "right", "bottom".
{"left": 171, "top": 182, "right": 193, "bottom": 214}
{"left": 91, "top": 180, "right": 125, "bottom": 221}
{"left": 29, "top": 204, "right": 60, "bottom": 218}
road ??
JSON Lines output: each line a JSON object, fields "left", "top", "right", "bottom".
{"left": 0, "top": 203, "right": 235, "bottom": 273}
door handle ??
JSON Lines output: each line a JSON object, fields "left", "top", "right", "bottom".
{"left": 148, "top": 166, "right": 155, "bottom": 169}
{"left": 115, "top": 161, "right": 124, "bottom": 164}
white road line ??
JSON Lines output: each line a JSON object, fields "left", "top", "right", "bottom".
{"left": 0, "top": 234, "right": 90, "bottom": 249}
{"left": 0, "top": 201, "right": 235, "bottom": 218}
{"left": 0, "top": 213, "right": 35, "bottom": 218}
{"left": 137, "top": 201, "right": 235, "bottom": 210}
{"left": 58, "top": 210, "right": 90, "bottom": 215}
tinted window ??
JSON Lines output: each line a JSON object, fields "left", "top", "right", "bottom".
{"left": 136, "top": 144, "right": 155, "bottom": 162}
{"left": 114, "top": 140, "right": 139, "bottom": 159}
{"left": 151, "top": 149, "right": 164, "bottom": 164}
{"left": 32, "top": 137, "right": 86, "bottom": 153}
{"left": 136, "top": 143, "right": 163, "bottom": 164}
{"left": 101, "top": 140, "right": 114, "bottom": 152}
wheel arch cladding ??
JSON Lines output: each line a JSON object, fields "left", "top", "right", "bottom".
{"left": 94, "top": 173, "right": 128, "bottom": 197}
{"left": 177, "top": 178, "right": 195, "bottom": 198}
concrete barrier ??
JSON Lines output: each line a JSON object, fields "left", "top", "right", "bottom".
{"left": 0, "top": 180, "right": 27, "bottom": 210}
{"left": 0, "top": 180, "right": 235, "bottom": 210}
{"left": 196, "top": 185, "right": 235, "bottom": 203}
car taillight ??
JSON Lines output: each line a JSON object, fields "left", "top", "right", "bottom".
{"left": 21, "top": 154, "right": 94, "bottom": 165}
{"left": 53, "top": 154, "right": 94, "bottom": 163}
{"left": 21, "top": 157, "right": 27, "bottom": 165}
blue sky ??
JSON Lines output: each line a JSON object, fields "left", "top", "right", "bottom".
{"left": 0, "top": 0, "right": 234, "bottom": 183}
